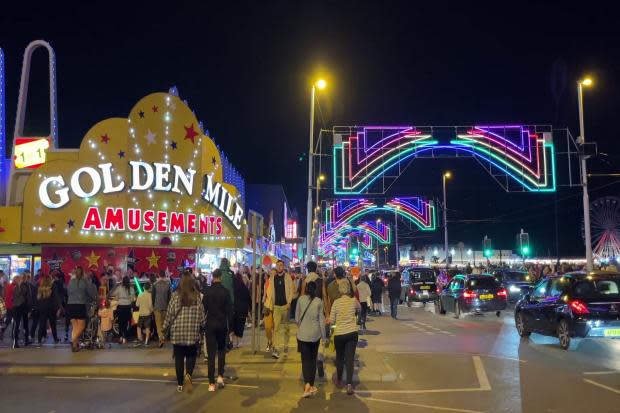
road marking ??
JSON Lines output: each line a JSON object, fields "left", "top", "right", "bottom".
{"left": 387, "top": 351, "right": 525, "bottom": 363}
{"left": 43, "top": 376, "right": 259, "bottom": 389}
{"left": 361, "top": 396, "right": 483, "bottom": 413}
{"left": 583, "top": 378, "right": 620, "bottom": 395}
{"left": 472, "top": 356, "right": 491, "bottom": 390}
{"left": 583, "top": 371, "right": 620, "bottom": 375}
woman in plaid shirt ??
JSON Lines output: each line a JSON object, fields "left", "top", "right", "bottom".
{"left": 163, "top": 270, "right": 205, "bottom": 393}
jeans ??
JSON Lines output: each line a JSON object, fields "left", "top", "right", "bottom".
{"left": 272, "top": 305, "right": 289, "bottom": 352}
{"left": 298, "top": 339, "right": 320, "bottom": 385}
{"left": 334, "top": 331, "right": 358, "bottom": 385}
{"left": 38, "top": 307, "right": 58, "bottom": 343}
{"left": 173, "top": 344, "right": 197, "bottom": 386}
{"left": 30, "top": 309, "right": 39, "bottom": 339}
{"left": 116, "top": 305, "right": 132, "bottom": 339}
{"left": 12, "top": 304, "right": 29, "bottom": 344}
{"left": 390, "top": 297, "right": 399, "bottom": 319}
{"left": 206, "top": 326, "right": 227, "bottom": 383}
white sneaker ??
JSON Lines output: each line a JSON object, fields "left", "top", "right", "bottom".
{"left": 217, "top": 376, "right": 225, "bottom": 388}
{"left": 208, "top": 384, "right": 216, "bottom": 392}
{"left": 176, "top": 385, "right": 183, "bottom": 393}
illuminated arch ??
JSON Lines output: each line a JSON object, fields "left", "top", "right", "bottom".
{"left": 333, "top": 125, "right": 556, "bottom": 194}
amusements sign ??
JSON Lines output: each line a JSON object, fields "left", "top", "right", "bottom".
{"left": 41, "top": 246, "right": 196, "bottom": 277}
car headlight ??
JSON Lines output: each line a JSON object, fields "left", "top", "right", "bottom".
{"left": 509, "top": 285, "right": 521, "bottom": 293}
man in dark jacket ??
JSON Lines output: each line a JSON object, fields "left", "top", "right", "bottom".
{"left": 12, "top": 274, "right": 31, "bottom": 348}
{"left": 387, "top": 272, "right": 402, "bottom": 319}
{"left": 153, "top": 270, "right": 171, "bottom": 347}
{"left": 202, "top": 269, "right": 234, "bottom": 390}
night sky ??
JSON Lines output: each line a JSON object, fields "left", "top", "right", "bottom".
{"left": 2, "top": 2, "right": 620, "bottom": 257}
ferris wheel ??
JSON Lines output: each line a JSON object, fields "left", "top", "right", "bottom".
{"left": 590, "top": 196, "right": 620, "bottom": 260}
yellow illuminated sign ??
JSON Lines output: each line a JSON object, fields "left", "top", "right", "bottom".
{"left": 14, "top": 137, "right": 50, "bottom": 169}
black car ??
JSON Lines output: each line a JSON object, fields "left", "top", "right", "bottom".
{"left": 492, "top": 269, "right": 534, "bottom": 302}
{"left": 403, "top": 267, "right": 438, "bottom": 305}
{"left": 515, "top": 271, "right": 620, "bottom": 350}
{"left": 436, "top": 274, "right": 508, "bottom": 318}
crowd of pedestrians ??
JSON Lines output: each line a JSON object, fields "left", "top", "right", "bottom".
{"left": 0, "top": 260, "right": 404, "bottom": 399}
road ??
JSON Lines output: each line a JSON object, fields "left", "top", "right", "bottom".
{"left": 1, "top": 303, "right": 619, "bottom": 412}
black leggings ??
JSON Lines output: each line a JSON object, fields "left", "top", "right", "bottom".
{"left": 38, "top": 308, "right": 58, "bottom": 343}
{"left": 116, "top": 305, "right": 132, "bottom": 339}
{"left": 206, "top": 326, "right": 227, "bottom": 383}
{"left": 359, "top": 302, "right": 368, "bottom": 327}
{"left": 298, "top": 339, "right": 320, "bottom": 386}
{"left": 334, "top": 331, "right": 358, "bottom": 385}
{"left": 173, "top": 344, "right": 197, "bottom": 386}
{"left": 12, "top": 305, "right": 28, "bottom": 343}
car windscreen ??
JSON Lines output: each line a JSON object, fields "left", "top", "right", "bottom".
{"left": 467, "top": 277, "right": 500, "bottom": 289}
{"left": 572, "top": 278, "right": 620, "bottom": 298}
{"left": 503, "top": 272, "right": 530, "bottom": 282}
{"left": 409, "top": 270, "right": 435, "bottom": 282}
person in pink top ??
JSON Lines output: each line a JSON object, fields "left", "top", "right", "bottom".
{"left": 98, "top": 300, "right": 113, "bottom": 347}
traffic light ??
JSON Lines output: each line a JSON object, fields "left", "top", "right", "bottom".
{"left": 518, "top": 231, "right": 530, "bottom": 257}
{"left": 483, "top": 237, "right": 492, "bottom": 257}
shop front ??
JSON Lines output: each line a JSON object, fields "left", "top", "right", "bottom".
{"left": 1, "top": 92, "right": 245, "bottom": 277}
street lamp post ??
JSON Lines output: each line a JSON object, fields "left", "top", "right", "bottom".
{"left": 394, "top": 206, "right": 400, "bottom": 270}
{"left": 578, "top": 77, "right": 594, "bottom": 271}
{"left": 442, "top": 172, "right": 451, "bottom": 267}
{"left": 305, "top": 79, "right": 326, "bottom": 261}
{"left": 376, "top": 218, "right": 381, "bottom": 269}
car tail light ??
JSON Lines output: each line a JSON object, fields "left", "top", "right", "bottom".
{"left": 463, "top": 290, "right": 477, "bottom": 299}
{"left": 436, "top": 287, "right": 441, "bottom": 293}
{"left": 569, "top": 300, "right": 590, "bottom": 315}
{"left": 497, "top": 289, "right": 507, "bottom": 299}
{"left": 410, "top": 289, "right": 415, "bottom": 295}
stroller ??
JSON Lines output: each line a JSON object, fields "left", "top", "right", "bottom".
{"left": 80, "top": 302, "right": 104, "bottom": 349}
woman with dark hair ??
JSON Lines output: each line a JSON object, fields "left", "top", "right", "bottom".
{"left": 111, "top": 275, "right": 135, "bottom": 344}
{"left": 295, "top": 281, "right": 326, "bottom": 398}
{"left": 163, "top": 270, "right": 205, "bottom": 393}
{"left": 67, "top": 267, "right": 97, "bottom": 352}
{"left": 36, "top": 273, "right": 62, "bottom": 346}
{"left": 232, "top": 272, "right": 251, "bottom": 348}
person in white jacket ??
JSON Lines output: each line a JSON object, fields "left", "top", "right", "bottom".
{"left": 356, "top": 276, "right": 372, "bottom": 330}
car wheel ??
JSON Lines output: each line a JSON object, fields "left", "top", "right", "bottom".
{"left": 558, "top": 319, "right": 571, "bottom": 350}
{"left": 454, "top": 301, "right": 461, "bottom": 319}
{"left": 515, "top": 312, "right": 531, "bottom": 338}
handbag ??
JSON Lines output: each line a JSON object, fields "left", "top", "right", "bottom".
{"left": 296, "top": 298, "right": 314, "bottom": 352}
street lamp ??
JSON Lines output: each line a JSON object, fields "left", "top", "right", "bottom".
{"left": 394, "top": 205, "right": 401, "bottom": 270}
{"left": 306, "top": 79, "right": 326, "bottom": 261}
{"left": 578, "top": 76, "right": 594, "bottom": 271}
{"left": 442, "top": 171, "right": 451, "bottom": 266}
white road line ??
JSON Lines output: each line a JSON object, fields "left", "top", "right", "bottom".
{"left": 361, "top": 396, "right": 484, "bottom": 413}
{"left": 44, "top": 376, "right": 259, "bottom": 389}
{"left": 583, "top": 378, "right": 620, "bottom": 395}
{"left": 473, "top": 356, "right": 491, "bottom": 390}
{"left": 356, "top": 388, "right": 489, "bottom": 395}
{"left": 386, "top": 351, "right": 525, "bottom": 363}
{"left": 583, "top": 371, "right": 620, "bottom": 376}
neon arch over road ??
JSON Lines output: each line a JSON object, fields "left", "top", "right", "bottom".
{"left": 333, "top": 125, "right": 556, "bottom": 194}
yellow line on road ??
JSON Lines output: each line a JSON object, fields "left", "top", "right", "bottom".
{"left": 472, "top": 356, "right": 491, "bottom": 391}
{"left": 362, "top": 396, "right": 484, "bottom": 413}
{"left": 583, "top": 379, "right": 620, "bottom": 394}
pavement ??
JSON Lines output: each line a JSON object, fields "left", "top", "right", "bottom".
{"left": 1, "top": 303, "right": 620, "bottom": 412}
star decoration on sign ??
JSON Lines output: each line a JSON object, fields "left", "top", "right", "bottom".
{"left": 152, "top": 105, "right": 158, "bottom": 113}
{"left": 171, "top": 141, "right": 178, "bottom": 150}
{"left": 139, "top": 110, "right": 145, "bottom": 118}
{"left": 46, "top": 253, "right": 64, "bottom": 272}
{"left": 35, "top": 207, "right": 43, "bottom": 216}
{"left": 118, "top": 150, "right": 125, "bottom": 158}
{"left": 86, "top": 250, "right": 101, "bottom": 268}
{"left": 67, "top": 219, "right": 75, "bottom": 228}
{"left": 145, "top": 129, "right": 157, "bottom": 145}
{"left": 184, "top": 123, "right": 199, "bottom": 144}
{"left": 100, "top": 134, "right": 110, "bottom": 143}
{"left": 146, "top": 250, "right": 161, "bottom": 269}
{"left": 126, "top": 249, "right": 138, "bottom": 271}
{"left": 49, "top": 223, "right": 56, "bottom": 230}
{"left": 211, "top": 156, "right": 217, "bottom": 167}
